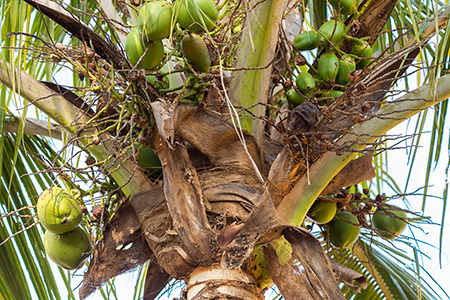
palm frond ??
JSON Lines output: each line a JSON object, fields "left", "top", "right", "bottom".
{"left": 330, "top": 233, "right": 446, "bottom": 300}
{"left": 358, "top": 236, "right": 447, "bottom": 300}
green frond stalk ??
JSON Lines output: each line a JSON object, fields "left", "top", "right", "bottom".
{"left": 228, "top": 0, "right": 287, "bottom": 140}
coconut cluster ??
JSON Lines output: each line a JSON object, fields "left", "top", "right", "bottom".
{"left": 306, "top": 192, "right": 408, "bottom": 249}
{"left": 125, "top": 0, "right": 218, "bottom": 73}
{"left": 286, "top": 4, "right": 375, "bottom": 108}
{"left": 37, "top": 187, "right": 91, "bottom": 270}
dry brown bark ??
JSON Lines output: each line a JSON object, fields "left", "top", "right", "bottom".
{"left": 270, "top": 0, "right": 424, "bottom": 209}
{"left": 77, "top": 99, "right": 378, "bottom": 298}
{"left": 78, "top": 102, "right": 373, "bottom": 299}
{"left": 79, "top": 200, "right": 154, "bottom": 299}
{"left": 264, "top": 246, "right": 324, "bottom": 300}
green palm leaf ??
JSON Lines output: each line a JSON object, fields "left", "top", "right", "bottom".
{"left": 329, "top": 234, "right": 447, "bottom": 300}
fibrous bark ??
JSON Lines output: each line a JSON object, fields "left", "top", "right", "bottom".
{"left": 79, "top": 201, "right": 154, "bottom": 299}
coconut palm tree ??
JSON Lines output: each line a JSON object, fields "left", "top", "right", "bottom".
{"left": 1, "top": 0, "right": 450, "bottom": 299}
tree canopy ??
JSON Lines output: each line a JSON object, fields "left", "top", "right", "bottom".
{"left": 1, "top": 0, "right": 450, "bottom": 299}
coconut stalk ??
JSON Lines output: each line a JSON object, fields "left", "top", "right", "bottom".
{"left": 0, "top": 58, "right": 153, "bottom": 197}
{"left": 277, "top": 74, "right": 450, "bottom": 225}
{"left": 228, "top": 0, "right": 287, "bottom": 143}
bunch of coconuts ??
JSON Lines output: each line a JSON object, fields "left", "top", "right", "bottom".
{"left": 124, "top": 0, "right": 220, "bottom": 180}
{"left": 287, "top": 1, "right": 408, "bottom": 249}
{"left": 306, "top": 195, "right": 408, "bottom": 249}
{"left": 286, "top": 0, "right": 375, "bottom": 108}
{"left": 125, "top": 0, "right": 217, "bottom": 74}
{"left": 37, "top": 187, "right": 91, "bottom": 270}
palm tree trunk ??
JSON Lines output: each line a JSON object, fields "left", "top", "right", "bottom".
{"left": 185, "top": 264, "right": 263, "bottom": 300}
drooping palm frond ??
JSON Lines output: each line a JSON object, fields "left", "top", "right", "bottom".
{"left": 0, "top": 0, "right": 154, "bottom": 296}
{"left": 358, "top": 235, "right": 448, "bottom": 300}
{"left": 329, "top": 233, "right": 447, "bottom": 300}
{"left": 0, "top": 2, "right": 112, "bottom": 298}
{"left": 307, "top": 211, "right": 444, "bottom": 300}
{"left": 359, "top": 1, "right": 450, "bottom": 281}
{"left": 331, "top": 247, "right": 386, "bottom": 299}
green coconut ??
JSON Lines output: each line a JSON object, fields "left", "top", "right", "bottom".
{"left": 318, "top": 90, "right": 343, "bottom": 105}
{"left": 318, "top": 53, "right": 339, "bottom": 82}
{"left": 307, "top": 200, "right": 337, "bottom": 224}
{"left": 37, "top": 187, "right": 82, "bottom": 234}
{"left": 125, "top": 28, "right": 165, "bottom": 70}
{"left": 293, "top": 31, "right": 319, "bottom": 51}
{"left": 372, "top": 207, "right": 407, "bottom": 240}
{"left": 337, "top": 55, "right": 356, "bottom": 85}
{"left": 328, "top": 211, "right": 360, "bottom": 248}
{"left": 138, "top": 147, "right": 163, "bottom": 179}
{"left": 352, "top": 40, "right": 376, "bottom": 69}
{"left": 296, "top": 72, "right": 316, "bottom": 93}
{"left": 318, "top": 20, "right": 345, "bottom": 47}
{"left": 138, "top": 1, "right": 173, "bottom": 41}
{"left": 329, "top": 0, "right": 357, "bottom": 15}
{"left": 322, "top": 90, "right": 344, "bottom": 98}
{"left": 286, "top": 89, "right": 305, "bottom": 107}
{"left": 175, "top": 0, "right": 218, "bottom": 32}
{"left": 181, "top": 33, "right": 211, "bottom": 73}
{"left": 44, "top": 227, "right": 91, "bottom": 270}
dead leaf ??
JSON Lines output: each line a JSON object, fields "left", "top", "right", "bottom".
{"left": 284, "top": 227, "right": 346, "bottom": 300}
{"left": 150, "top": 101, "right": 175, "bottom": 148}
{"left": 79, "top": 201, "right": 153, "bottom": 299}
{"left": 322, "top": 153, "right": 375, "bottom": 195}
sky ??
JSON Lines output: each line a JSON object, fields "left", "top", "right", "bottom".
{"left": 381, "top": 111, "right": 450, "bottom": 299}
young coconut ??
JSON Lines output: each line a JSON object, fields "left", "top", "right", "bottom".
{"left": 138, "top": 1, "right": 173, "bottom": 41}
{"left": 37, "top": 187, "right": 82, "bottom": 234}
{"left": 286, "top": 88, "right": 305, "bottom": 107}
{"left": 296, "top": 72, "right": 316, "bottom": 93}
{"left": 318, "top": 53, "right": 339, "bottom": 82}
{"left": 44, "top": 227, "right": 92, "bottom": 270}
{"left": 318, "top": 90, "right": 344, "bottom": 105}
{"left": 329, "top": 0, "right": 357, "bottom": 15}
{"left": 327, "top": 211, "right": 360, "bottom": 248}
{"left": 125, "top": 28, "right": 165, "bottom": 70}
{"left": 372, "top": 206, "right": 407, "bottom": 240}
{"left": 352, "top": 40, "right": 375, "bottom": 69}
{"left": 336, "top": 55, "right": 356, "bottom": 85}
{"left": 318, "top": 20, "right": 345, "bottom": 47}
{"left": 293, "top": 31, "right": 319, "bottom": 51}
{"left": 138, "top": 147, "right": 163, "bottom": 179}
{"left": 307, "top": 200, "right": 337, "bottom": 224}
{"left": 175, "top": 0, "right": 218, "bottom": 32}
{"left": 181, "top": 33, "right": 211, "bottom": 73}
